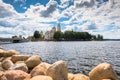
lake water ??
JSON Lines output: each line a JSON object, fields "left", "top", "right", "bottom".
{"left": 1, "top": 41, "right": 120, "bottom": 76}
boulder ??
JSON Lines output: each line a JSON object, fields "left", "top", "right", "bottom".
{"left": 0, "top": 70, "right": 30, "bottom": 80}
{"left": 68, "top": 73, "right": 74, "bottom": 80}
{"left": 89, "top": 63, "right": 119, "bottom": 80}
{"left": 0, "top": 62, "right": 5, "bottom": 71}
{"left": 0, "top": 50, "right": 19, "bottom": 57}
{"left": 25, "top": 55, "right": 42, "bottom": 69}
{"left": 46, "top": 60, "right": 68, "bottom": 80}
{"left": 9, "top": 63, "right": 28, "bottom": 72}
{"left": 30, "top": 75, "right": 53, "bottom": 80}
{"left": 1, "top": 59, "right": 14, "bottom": 70}
{"left": 15, "top": 61, "right": 25, "bottom": 64}
{"left": 11, "top": 55, "right": 30, "bottom": 63}
{"left": 0, "top": 57, "right": 5, "bottom": 62}
{"left": 0, "top": 49, "right": 4, "bottom": 52}
{"left": 0, "top": 46, "right": 4, "bottom": 50}
{"left": 30, "top": 62, "right": 51, "bottom": 77}
{"left": 73, "top": 74, "right": 90, "bottom": 80}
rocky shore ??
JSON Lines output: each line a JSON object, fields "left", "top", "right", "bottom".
{"left": 0, "top": 47, "right": 119, "bottom": 80}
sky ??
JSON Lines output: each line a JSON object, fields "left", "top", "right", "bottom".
{"left": 0, "top": 0, "right": 120, "bottom": 39}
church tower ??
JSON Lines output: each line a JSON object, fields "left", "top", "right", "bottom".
{"left": 57, "top": 23, "right": 61, "bottom": 31}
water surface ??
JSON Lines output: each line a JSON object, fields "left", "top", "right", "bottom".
{"left": 1, "top": 41, "right": 120, "bottom": 76}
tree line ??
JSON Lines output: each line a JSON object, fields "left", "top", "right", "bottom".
{"left": 54, "top": 31, "right": 103, "bottom": 41}
{"left": 32, "top": 30, "right": 103, "bottom": 41}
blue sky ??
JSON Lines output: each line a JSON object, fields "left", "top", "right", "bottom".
{"left": 0, "top": 0, "right": 120, "bottom": 39}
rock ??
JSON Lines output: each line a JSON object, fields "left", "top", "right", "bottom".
{"left": 0, "top": 57, "right": 5, "bottom": 62}
{"left": 0, "top": 57, "right": 11, "bottom": 62}
{"left": 46, "top": 60, "right": 68, "bottom": 80}
{"left": 73, "top": 74, "right": 90, "bottom": 80}
{"left": 15, "top": 61, "right": 25, "bottom": 64}
{"left": 0, "top": 49, "right": 4, "bottom": 52}
{"left": 2, "top": 59, "right": 14, "bottom": 70}
{"left": 9, "top": 63, "right": 28, "bottom": 72}
{"left": 30, "top": 75, "right": 53, "bottom": 80}
{"left": 0, "top": 70, "right": 30, "bottom": 80}
{"left": 89, "top": 63, "right": 119, "bottom": 80}
{"left": 0, "top": 46, "right": 4, "bottom": 50}
{"left": 25, "top": 55, "right": 42, "bottom": 69}
{"left": 0, "top": 62, "right": 5, "bottom": 71}
{"left": 68, "top": 73, "right": 74, "bottom": 80}
{"left": 30, "top": 62, "right": 51, "bottom": 77}
{"left": 11, "top": 55, "right": 30, "bottom": 63}
{"left": 0, "top": 50, "right": 19, "bottom": 57}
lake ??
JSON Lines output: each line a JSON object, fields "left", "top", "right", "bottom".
{"left": 1, "top": 41, "right": 120, "bottom": 76}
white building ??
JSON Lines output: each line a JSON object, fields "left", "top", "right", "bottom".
{"left": 57, "top": 23, "right": 61, "bottom": 31}
{"left": 44, "top": 23, "right": 61, "bottom": 40}
{"left": 44, "top": 27, "right": 56, "bottom": 40}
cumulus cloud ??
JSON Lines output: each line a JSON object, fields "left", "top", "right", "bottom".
{"left": 0, "top": 0, "right": 18, "bottom": 18}
{"left": 25, "top": 0, "right": 60, "bottom": 19}
{"left": 40, "top": 0, "right": 58, "bottom": 17}
{"left": 0, "top": 0, "right": 120, "bottom": 39}
{"left": 74, "top": 0, "right": 95, "bottom": 8}
{"left": 0, "top": 0, "right": 60, "bottom": 37}
{"left": 61, "top": 0, "right": 120, "bottom": 39}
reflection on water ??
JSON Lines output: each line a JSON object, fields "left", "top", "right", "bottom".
{"left": 1, "top": 41, "right": 120, "bottom": 76}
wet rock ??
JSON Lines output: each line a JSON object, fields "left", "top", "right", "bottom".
{"left": 30, "top": 75, "right": 53, "bottom": 80}
{"left": 2, "top": 59, "right": 14, "bottom": 70}
{"left": 9, "top": 63, "right": 28, "bottom": 72}
{"left": 68, "top": 73, "right": 74, "bottom": 80}
{"left": 73, "top": 74, "right": 90, "bottom": 80}
{"left": 89, "top": 63, "right": 119, "bottom": 80}
{"left": 0, "top": 70, "right": 30, "bottom": 80}
{"left": 46, "top": 60, "right": 68, "bottom": 80}
{"left": 11, "top": 55, "right": 30, "bottom": 63}
{"left": 0, "top": 50, "right": 19, "bottom": 57}
{"left": 30, "top": 62, "right": 51, "bottom": 77}
{"left": 25, "top": 55, "right": 42, "bottom": 69}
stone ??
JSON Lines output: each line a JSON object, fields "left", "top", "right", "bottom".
{"left": 0, "top": 50, "right": 19, "bottom": 57}
{"left": 25, "top": 55, "right": 42, "bottom": 69}
{"left": 0, "top": 62, "right": 5, "bottom": 71}
{"left": 11, "top": 55, "right": 30, "bottom": 63}
{"left": 46, "top": 60, "right": 68, "bottom": 80}
{"left": 0, "top": 46, "right": 4, "bottom": 50}
{"left": 9, "top": 63, "right": 28, "bottom": 72}
{"left": 0, "top": 49, "right": 4, "bottom": 52}
{"left": 89, "top": 63, "right": 119, "bottom": 80}
{"left": 0, "top": 70, "right": 30, "bottom": 80}
{"left": 1, "top": 59, "right": 14, "bottom": 70}
{"left": 30, "top": 75, "right": 53, "bottom": 80}
{"left": 68, "top": 73, "right": 74, "bottom": 80}
{"left": 73, "top": 74, "right": 90, "bottom": 80}
{"left": 30, "top": 62, "right": 51, "bottom": 77}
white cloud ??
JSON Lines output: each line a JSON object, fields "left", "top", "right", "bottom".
{"left": 14, "top": 0, "right": 26, "bottom": 3}
{"left": 61, "top": 0, "right": 120, "bottom": 39}
{"left": 0, "top": 0, "right": 120, "bottom": 39}
{"left": 0, "top": 0, "right": 18, "bottom": 18}
{"left": 0, "top": 0, "right": 60, "bottom": 38}
{"left": 74, "top": 0, "right": 95, "bottom": 8}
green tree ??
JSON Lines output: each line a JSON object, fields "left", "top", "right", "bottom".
{"left": 33, "top": 30, "right": 41, "bottom": 39}
{"left": 53, "top": 31, "right": 63, "bottom": 40}
{"left": 63, "top": 31, "right": 75, "bottom": 40}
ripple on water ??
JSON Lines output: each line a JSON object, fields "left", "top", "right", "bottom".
{"left": 1, "top": 41, "right": 120, "bottom": 77}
